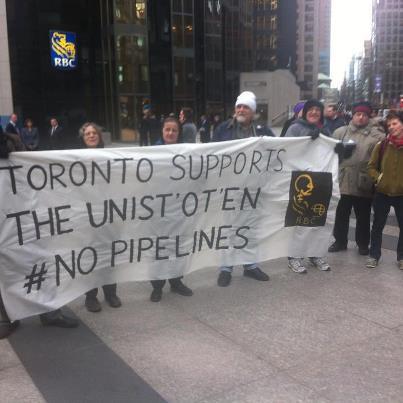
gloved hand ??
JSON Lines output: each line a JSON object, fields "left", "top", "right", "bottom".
{"left": 0, "top": 134, "right": 10, "bottom": 159}
{"left": 334, "top": 141, "right": 356, "bottom": 161}
{"left": 334, "top": 142, "right": 344, "bottom": 157}
{"left": 343, "top": 142, "right": 356, "bottom": 159}
{"left": 310, "top": 128, "right": 320, "bottom": 140}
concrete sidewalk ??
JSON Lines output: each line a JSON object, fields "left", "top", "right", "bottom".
{"left": 2, "top": 241, "right": 403, "bottom": 402}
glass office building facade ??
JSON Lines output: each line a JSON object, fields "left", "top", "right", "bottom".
{"left": 5, "top": 0, "right": 296, "bottom": 141}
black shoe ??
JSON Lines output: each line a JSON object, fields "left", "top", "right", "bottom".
{"left": 85, "top": 296, "right": 102, "bottom": 313}
{"left": 243, "top": 267, "right": 269, "bottom": 281}
{"left": 328, "top": 242, "right": 347, "bottom": 253}
{"left": 170, "top": 282, "right": 193, "bottom": 296}
{"left": 105, "top": 295, "right": 122, "bottom": 308}
{"left": 217, "top": 271, "right": 232, "bottom": 287}
{"left": 150, "top": 289, "right": 162, "bottom": 302}
{"left": 0, "top": 320, "right": 20, "bottom": 339}
{"left": 40, "top": 313, "right": 79, "bottom": 328}
{"left": 358, "top": 247, "right": 369, "bottom": 256}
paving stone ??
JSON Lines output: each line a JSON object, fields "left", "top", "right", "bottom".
{"left": 197, "top": 373, "right": 330, "bottom": 403}
{"left": 286, "top": 332, "right": 403, "bottom": 402}
{"left": 107, "top": 320, "right": 276, "bottom": 403}
{"left": 0, "top": 339, "right": 20, "bottom": 372}
{"left": 0, "top": 365, "right": 45, "bottom": 403}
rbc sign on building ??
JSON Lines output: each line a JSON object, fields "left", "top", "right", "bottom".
{"left": 49, "top": 31, "right": 78, "bottom": 70}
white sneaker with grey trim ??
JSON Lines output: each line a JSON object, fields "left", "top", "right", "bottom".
{"left": 366, "top": 257, "right": 378, "bottom": 269}
{"left": 309, "top": 257, "right": 331, "bottom": 271}
{"left": 288, "top": 258, "right": 307, "bottom": 274}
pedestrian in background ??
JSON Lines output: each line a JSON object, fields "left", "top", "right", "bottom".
{"left": 199, "top": 114, "right": 211, "bottom": 143}
{"left": 21, "top": 118, "right": 39, "bottom": 150}
{"left": 139, "top": 106, "right": 151, "bottom": 146}
{"left": 179, "top": 107, "right": 197, "bottom": 143}
{"left": 139, "top": 106, "right": 161, "bottom": 146}
{"left": 48, "top": 117, "right": 64, "bottom": 150}
{"left": 323, "top": 104, "right": 345, "bottom": 135}
{"left": 78, "top": 122, "right": 122, "bottom": 312}
{"left": 280, "top": 101, "right": 305, "bottom": 137}
{"left": 5, "top": 113, "right": 20, "bottom": 136}
{"left": 211, "top": 113, "right": 222, "bottom": 133}
{"left": 366, "top": 111, "right": 403, "bottom": 268}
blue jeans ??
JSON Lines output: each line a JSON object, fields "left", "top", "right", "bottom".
{"left": 370, "top": 192, "right": 403, "bottom": 261}
{"left": 219, "top": 263, "right": 258, "bottom": 273}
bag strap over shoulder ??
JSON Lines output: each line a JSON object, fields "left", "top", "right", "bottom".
{"left": 341, "top": 127, "right": 349, "bottom": 143}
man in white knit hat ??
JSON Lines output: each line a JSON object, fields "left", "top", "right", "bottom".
{"left": 213, "top": 91, "right": 274, "bottom": 141}
{"left": 212, "top": 91, "right": 274, "bottom": 287}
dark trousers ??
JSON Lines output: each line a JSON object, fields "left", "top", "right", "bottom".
{"left": 86, "top": 284, "right": 117, "bottom": 299}
{"left": 151, "top": 277, "right": 182, "bottom": 290}
{"left": 333, "top": 194, "right": 372, "bottom": 248}
{"left": 370, "top": 192, "right": 403, "bottom": 260}
{"left": 139, "top": 132, "right": 149, "bottom": 146}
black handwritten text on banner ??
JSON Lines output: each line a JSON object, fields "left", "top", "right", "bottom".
{"left": 0, "top": 137, "right": 339, "bottom": 320}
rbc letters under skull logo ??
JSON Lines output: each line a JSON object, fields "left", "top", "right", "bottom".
{"left": 285, "top": 171, "right": 332, "bottom": 227}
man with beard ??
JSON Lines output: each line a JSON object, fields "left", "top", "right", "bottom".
{"left": 329, "top": 101, "right": 385, "bottom": 255}
{"left": 212, "top": 91, "right": 274, "bottom": 287}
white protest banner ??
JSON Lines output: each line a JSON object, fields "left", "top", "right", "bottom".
{"left": 0, "top": 136, "right": 339, "bottom": 320}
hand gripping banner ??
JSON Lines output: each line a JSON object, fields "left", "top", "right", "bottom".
{"left": 0, "top": 136, "right": 339, "bottom": 320}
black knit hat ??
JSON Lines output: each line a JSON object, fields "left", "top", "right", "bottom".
{"left": 302, "top": 99, "right": 324, "bottom": 124}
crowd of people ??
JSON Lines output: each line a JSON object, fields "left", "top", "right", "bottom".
{"left": 1, "top": 91, "right": 402, "bottom": 342}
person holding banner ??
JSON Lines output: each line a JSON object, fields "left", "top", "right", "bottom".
{"left": 150, "top": 117, "right": 194, "bottom": 302}
{"left": 212, "top": 91, "right": 272, "bottom": 287}
{"left": 0, "top": 131, "right": 24, "bottom": 338}
{"left": 285, "top": 99, "right": 331, "bottom": 273}
{"left": 79, "top": 122, "right": 123, "bottom": 312}
{"left": 0, "top": 130, "right": 78, "bottom": 335}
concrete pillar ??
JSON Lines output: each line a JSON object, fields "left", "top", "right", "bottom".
{"left": 0, "top": 0, "right": 13, "bottom": 127}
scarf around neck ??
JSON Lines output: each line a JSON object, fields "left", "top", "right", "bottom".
{"left": 387, "top": 132, "right": 403, "bottom": 149}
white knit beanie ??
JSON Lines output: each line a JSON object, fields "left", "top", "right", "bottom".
{"left": 235, "top": 91, "right": 257, "bottom": 112}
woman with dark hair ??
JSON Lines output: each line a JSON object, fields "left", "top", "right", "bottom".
{"left": 150, "top": 117, "right": 193, "bottom": 301}
{"left": 179, "top": 107, "right": 197, "bottom": 143}
{"left": 367, "top": 111, "right": 403, "bottom": 268}
{"left": 79, "top": 122, "right": 122, "bottom": 312}
{"left": 285, "top": 99, "right": 331, "bottom": 139}
{"left": 21, "top": 118, "right": 39, "bottom": 150}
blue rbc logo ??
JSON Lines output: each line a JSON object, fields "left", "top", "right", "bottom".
{"left": 50, "top": 31, "right": 77, "bottom": 70}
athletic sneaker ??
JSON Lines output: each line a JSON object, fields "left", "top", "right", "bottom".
{"left": 366, "top": 257, "right": 378, "bottom": 269}
{"left": 309, "top": 257, "right": 331, "bottom": 271}
{"left": 398, "top": 260, "right": 403, "bottom": 270}
{"left": 288, "top": 258, "right": 307, "bottom": 274}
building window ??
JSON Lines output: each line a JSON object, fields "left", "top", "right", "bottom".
{"left": 270, "top": 34, "right": 277, "bottom": 49}
{"left": 270, "top": 15, "right": 277, "bottom": 31}
{"left": 115, "top": 0, "right": 146, "bottom": 24}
